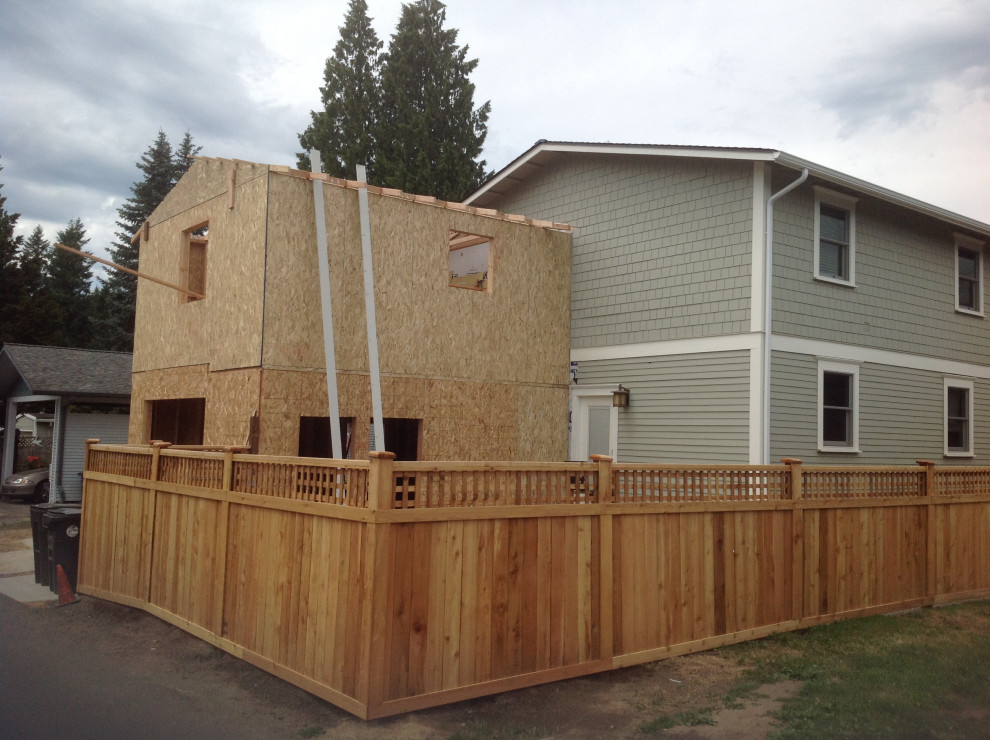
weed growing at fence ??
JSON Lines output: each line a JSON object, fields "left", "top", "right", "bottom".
{"left": 725, "top": 600, "right": 990, "bottom": 738}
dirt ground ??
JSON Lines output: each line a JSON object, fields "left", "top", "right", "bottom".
{"left": 1, "top": 499, "right": 793, "bottom": 738}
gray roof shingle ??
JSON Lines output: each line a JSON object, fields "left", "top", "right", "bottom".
{"left": 0, "top": 344, "right": 132, "bottom": 399}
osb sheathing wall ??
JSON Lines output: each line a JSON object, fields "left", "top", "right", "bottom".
{"left": 261, "top": 172, "right": 570, "bottom": 385}
{"left": 257, "top": 172, "right": 570, "bottom": 460}
{"left": 132, "top": 159, "right": 270, "bottom": 374}
{"left": 130, "top": 158, "right": 571, "bottom": 460}
{"left": 129, "top": 365, "right": 262, "bottom": 448}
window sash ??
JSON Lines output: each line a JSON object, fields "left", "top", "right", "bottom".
{"left": 946, "top": 386, "right": 970, "bottom": 452}
{"left": 958, "top": 247, "right": 980, "bottom": 312}
{"left": 822, "top": 372, "right": 853, "bottom": 446}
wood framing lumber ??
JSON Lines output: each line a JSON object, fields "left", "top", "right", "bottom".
{"left": 54, "top": 242, "right": 205, "bottom": 299}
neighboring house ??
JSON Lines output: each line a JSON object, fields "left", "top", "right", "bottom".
{"left": 0, "top": 344, "right": 132, "bottom": 500}
{"left": 129, "top": 157, "right": 571, "bottom": 461}
{"left": 465, "top": 142, "right": 990, "bottom": 465}
{"left": 14, "top": 412, "right": 55, "bottom": 441}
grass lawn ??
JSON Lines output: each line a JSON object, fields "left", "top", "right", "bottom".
{"left": 714, "top": 600, "right": 990, "bottom": 738}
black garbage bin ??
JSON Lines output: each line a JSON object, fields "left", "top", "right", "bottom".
{"left": 30, "top": 503, "right": 69, "bottom": 586}
{"left": 44, "top": 507, "right": 83, "bottom": 594}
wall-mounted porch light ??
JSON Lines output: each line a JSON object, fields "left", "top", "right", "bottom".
{"left": 612, "top": 385, "right": 630, "bottom": 408}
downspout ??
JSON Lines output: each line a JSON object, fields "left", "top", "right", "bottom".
{"left": 763, "top": 167, "right": 808, "bottom": 464}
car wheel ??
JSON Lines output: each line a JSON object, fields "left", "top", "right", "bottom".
{"left": 34, "top": 481, "right": 50, "bottom": 504}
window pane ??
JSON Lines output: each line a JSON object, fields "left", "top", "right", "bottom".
{"left": 823, "top": 408, "right": 850, "bottom": 445}
{"left": 820, "top": 206, "right": 847, "bottom": 243}
{"left": 948, "top": 387, "right": 969, "bottom": 418}
{"left": 958, "top": 249, "right": 978, "bottom": 279}
{"left": 819, "top": 242, "right": 845, "bottom": 278}
{"left": 947, "top": 419, "right": 967, "bottom": 450}
{"left": 823, "top": 372, "right": 851, "bottom": 408}
{"left": 959, "top": 279, "right": 976, "bottom": 309}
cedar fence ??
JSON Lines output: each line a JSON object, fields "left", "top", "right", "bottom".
{"left": 77, "top": 442, "right": 990, "bottom": 719}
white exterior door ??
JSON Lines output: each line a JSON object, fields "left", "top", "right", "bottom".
{"left": 570, "top": 390, "right": 618, "bottom": 461}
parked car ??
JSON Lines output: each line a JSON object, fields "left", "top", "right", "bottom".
{"left": 2, "top": 468, "right": 50, "bottom": 502}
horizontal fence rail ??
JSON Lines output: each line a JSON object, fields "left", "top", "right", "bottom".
{"left": 77, "top": 443, "right": 990, "bottom": 720}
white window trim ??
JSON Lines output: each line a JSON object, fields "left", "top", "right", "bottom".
{"left": 954, "top": 233, "right": 985, "bottom": 318}
{"left": 818, "top": 359, "right": 860, "bottom": 453}
{"left": 813, "top": 186, "right": 857, "bottom": 287}
{"left": 944, "top": 377, "right": 975, "bottom": 458}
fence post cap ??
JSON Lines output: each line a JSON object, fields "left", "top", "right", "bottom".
{"left": 916, "top": 459, "right": 935, "bottom": 466}
{"left": 369, "top": 451, "right": 396, "bottom": 461}
{"left": 589, "top": 454, "right": 613, "bottom": 462}
{"left": 780, "top": 457, "right": 803, "bottom": 464}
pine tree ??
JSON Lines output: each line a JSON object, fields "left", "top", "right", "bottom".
{"left": 297, "top": 0, "right": 382, "bottom": 177}
{"left": 47, "top": 218, "right": 94, "bottom": 348}
{"left": 0, "top": 159, "right": 26, "bottom": 344}
{"left": 375, "top": 0, "right": 490, "bottom": 201}
{"left": 12, "top": 226, "right": 60, "bottom": 345}
{"left": 94, "top": 130, "right": 200, "bottom": 351}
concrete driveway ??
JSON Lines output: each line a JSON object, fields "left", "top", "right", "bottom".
{"left": 0, "top": 499, "right": 57, "bottom": 604}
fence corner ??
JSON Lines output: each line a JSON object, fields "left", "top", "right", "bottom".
{"left": 367, "top": 451, "right": 397, "bottom": 511}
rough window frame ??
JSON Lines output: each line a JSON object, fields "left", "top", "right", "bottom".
{"left": 818, "top": 359, "right": 860, "bottom": 453}
{"left": 813, "top": 187, "right": 857, "bottom": 287}
{"left": 448, "top": 230, "right": 491, "bottom": 292}
{"left": 180, "top": 221, "right": 209, "bottom": 303}
{"left": 944, "top": 378, "right": 975, "bottom": 457}
{"left": 954, "top": 233, "right": 985, "bottom": 317}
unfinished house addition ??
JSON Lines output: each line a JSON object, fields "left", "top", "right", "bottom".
{"left": 129, "top": 157, "right": 571, "bottom": 461}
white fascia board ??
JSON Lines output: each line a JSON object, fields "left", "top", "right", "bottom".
{"left": 774, "top": 152, "right": 990, "bottom": 238}
{"left": 571, "top": 333, "right": 760, "bottom": 362}
{"left": 772, "top": 335, "right": 990, "bottom": 380}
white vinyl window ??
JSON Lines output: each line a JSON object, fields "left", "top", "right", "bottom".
{"left": 955, "top": 234, "right": 985, "bottom": 317}
{"left": 813, "top": 187, "right": 857, "bottom": 286}
{"left": 818, "top": 360, "right": 859, "bottom": 453}
{"left": 944, "top": 378, "right": 974, "bottom": 457}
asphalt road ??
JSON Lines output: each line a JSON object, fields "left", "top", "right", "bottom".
{"left": 0, "top": 595, "right": 275, "bottom": 740}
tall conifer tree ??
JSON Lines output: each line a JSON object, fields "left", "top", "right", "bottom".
{"left": 375, "top": 0, "right": 490, "bottom": 201}
{"left": 0, "top": 159, "right": 27, "bottom": 344}
{"left": 12, "top": 226, "right": 60, "bottom": 345}
{"left": 94, "top": 130, "right": 200, "bottom": 351}
{"left": 298, "top": 0, "right": 382, "bottom": 177}
{"left": 47, "top": 218, "right": 93, "bottom": 348}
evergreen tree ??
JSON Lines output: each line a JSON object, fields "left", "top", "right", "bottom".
{"left": 12, "top": 226, "right": 60, "bottom": 345}
{"left": 375, "top": 0, "right": 490, "bottom": 201}
{"left": 0, "top": 158, "right": 26, "bottom": 344}
{"left": 297, "top": 0, "right": 382, "bottom": 177}
{"left": 94, "top": 130, "right": 200, "bottom": 351}
{"left": 47, "top": 218, "right": 94, "bottom": 348}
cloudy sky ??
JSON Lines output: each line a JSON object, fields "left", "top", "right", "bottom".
{"left": 2, "top": 0, "right": 989, "bottom": 266}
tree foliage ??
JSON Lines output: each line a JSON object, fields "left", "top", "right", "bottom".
{"left": 298, "top": 0, "right": 489, "bottom": 201}
{"left": 95, "top": 130, "right": 200, "bottom": 351}
{"left": 298, "top": 0, "right": 382, "bottom": 178}
{"left": 0, "top": 158, "right": 26, "bottom": 344}
{"left": 375, "top": 0, "right": 490, "bottom": 201}
{"left": 47, "top": 218, "right": 94, "bottom": 348}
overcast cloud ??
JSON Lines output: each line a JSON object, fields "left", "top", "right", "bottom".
{"left": 2, "top": 0, "right": 988, "bottom": 268}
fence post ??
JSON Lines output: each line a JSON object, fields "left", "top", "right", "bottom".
{"left": 590, "top": 454, "right": 613, "bottom": 504}
{"left": 590, "top": 455, "right": 614, "bottom": 664}
{"left": 144, "top": 442, "right": 170, "bottom": 604}
{"left": 361, "top": 451, "right": 395, "bottom": 717}
{"left": 366, "top": 451, "right": 396, "bottom": 511}
{"left": 781, "top": 458, "right": 804, "bottom": 621}
{"left": 918, "top": 460, "right": 936, "bottom": 601}
{"left": 213, "top": 449, "right": 236, "bottom": 636}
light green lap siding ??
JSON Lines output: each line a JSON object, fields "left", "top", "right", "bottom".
{"left": 771, "top": 351, "right": 990, "bottom": 464}
{"left": 574, "top": 351, "right": 750, "bottom": 463}
{"left": 485, "top": 155, "right": 754, "bottom": 349}
{"left": 772, "top": 182, "right": 990, "bottom": 366}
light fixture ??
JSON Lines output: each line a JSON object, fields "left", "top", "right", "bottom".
{"left": 612, "top": 385, "right": 630, "bottom": 408}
